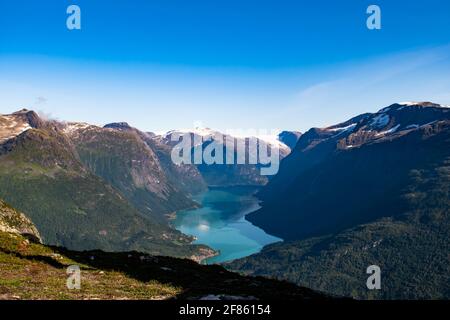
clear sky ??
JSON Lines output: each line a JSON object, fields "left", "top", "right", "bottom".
{"left": 1, "top": 0, "right": 449, "bottom": 133}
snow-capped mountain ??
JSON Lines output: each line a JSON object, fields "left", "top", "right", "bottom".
{"left": 0, "top": 109, "right": 41, "bottom": 143}
{"left": 154, "top": 127, "right": 300, "bottom": 186}
{"left": 251, "top": 101, "right": 450, "bottom": 241}
{"left": 0, "top": 110, "right": 211, "bottom": 258}
{"left": 231, "top": 102, "right": 450, "bottom": 300}
{"left": 297, "top": 102, "right": 450, "bottom": 152}
{"left": 158, "top": 127, "right": 293, "bottom": 154}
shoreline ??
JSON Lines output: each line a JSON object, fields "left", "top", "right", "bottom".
{"left": 191, "top": 247, "right": 221, "bottom": 264}
{"left": 168, "top": 200, "right": 219, "bottom": 263}
{"left": 170, "top": 186, "right": 275, "bottom": 265}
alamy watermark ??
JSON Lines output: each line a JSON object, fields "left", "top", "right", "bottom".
{"left": 170, "top": 128, "right": 281, "bottom": 176}
{"left": 366, "top": 265, "right": 381, "bottom": 290}
{"left": 66, "top": 5, "right": 81, "bottom": 30}
{"left": 366, "top": 5, "right": 381, "bottom": 30}
{"left": 66, "top": 265, "right": 81, "bottom": 290}
{"left": 65, "top": 4, "right": 382, "bottom": 32}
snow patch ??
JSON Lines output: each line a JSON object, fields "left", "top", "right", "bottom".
{"left": 0, "top": 114, "right": 33, "bottom": 142}
{"left": 63, "top": 122, "right": 93, "bottom": 135}
{"left": 164, "top": 128, "right": 290, "bottom": 150}
{"left": 370, "top": 114, "right": 390, "bottom": 128}
{"left": 375, "top": 124, "right": 401, "bottom": 137}
{"left": 17, "top": 123, "right": 32, "bottom": 134}
{"left": 251, "top": 133, "right": 290, "bottom": 151}
{"left": 399, "top": 101, "right": 421, "bottom": 106}
{"left": 328, "top": 123, "right": 356, "bottom": 132}
{"left": 398, "top": 102, "right": 450, "bottom": 109}
{"left": 165, "top": 127, "right": 217, "bottom": 138}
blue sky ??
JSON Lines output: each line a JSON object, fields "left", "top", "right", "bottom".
{"left": 0, "top": 0, "right": 449, "bottom": 132}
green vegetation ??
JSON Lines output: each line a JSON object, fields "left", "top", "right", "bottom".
{"left": 0, "top": 230, "right": 328, "bottom": 300}
{"left": 227, "top": 160, "right": 450, "bottom": 299}
{"left": 73, "top": 128, "right": 195, "bottom": 222}
{"left": 0, "top": 199, "right": 328, "bottom": 300}
{"left": 0, "top": 127, "right": 210, "bottom": 259}
{"left": 0, "top": 230, "right": 181, "bottom": 300}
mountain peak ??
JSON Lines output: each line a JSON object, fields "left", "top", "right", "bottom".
{"left": 11, "top": 109, "right": 43, "bottom": 128}
{"left": 398, "top": 101, "right": 443, "bottom": 107}
{"left": 378, "top": 101, "right": 449, "bottom": 113}
{"left": 12, "top": 108, "right": 30, "bottom": 113}
{"left": 0, "top": 109, "right": 44, "bottom": 143}
{"left": 104, "top": 122, "right": 132, "bottom": 130}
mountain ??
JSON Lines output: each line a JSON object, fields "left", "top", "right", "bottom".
{"left": 0, "top": 110, "right": 213, "bottom": 259}
{"left": 155, "top": 128, "right": 295, "bottom": 186}
{"left": 64, "top": 121, "right": 201, "bottom": 222}
{"left": 249, "top": 102, "right": 450, "bottom": 240}
{"left": 103, "top": 122, "right": 207, "bottom": 196}
{"left": 0, "top": 200, "right": 329, "bottom": 300}
{"left": 228, "top": 102, "right": 450, "bottom": 299}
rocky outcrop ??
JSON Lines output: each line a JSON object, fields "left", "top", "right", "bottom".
{"left": 0, "top": 199, "right": 41, "bottom": 243}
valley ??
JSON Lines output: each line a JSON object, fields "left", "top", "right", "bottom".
{"left": 227, "top": 102, "right": 450, "bottom": 299}
{"left": 0, "top": 109, "right": 295, "bottom": 263}
{"left": 0, "top": 102, "right": 449, "bottom": 300}
{"left": 0, "top": 199, "right": 328, "bottom": 300}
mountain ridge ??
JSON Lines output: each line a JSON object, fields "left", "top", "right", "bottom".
{"left": 254, "top": 101, "right": 450, "bottom": 236}
{"left": 228, "top": 101, "right": 450, "bottom": 299}
{"left": 0, "top": 110, "right": 214, "bottom": 259}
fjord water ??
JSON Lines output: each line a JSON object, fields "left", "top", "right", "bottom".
{"left": 173, "top": 187, "right": 281, "bottom": 264}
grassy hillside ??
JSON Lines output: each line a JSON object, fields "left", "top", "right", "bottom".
{"left": 0, "top": 232, "right": 328, "bottom": 300}
{"left": 0, "top": 199, "right": 330, "bottom": 300}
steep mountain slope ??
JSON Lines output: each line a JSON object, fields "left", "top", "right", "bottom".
{"left": 64, "top": 122, "right": 198, "bottom": 222}
{"left": 0, "top": 202, "right": 329, "bottom": 300}
{"left": 228, "top": 102, "right": 450, "bottom": 299}
{"left": 145, "top": 138, "right": 207, "bottom": 195}
{"left": 105, "top": 123, "right": 208, "bottom": 196}
{"left": 156, "top": 128, "right": 295, "bottom": 186}
{"left": 228, "top": 156, "right": 450, "bottom": 299}
{"left": 250, "top": 102, "right": 450, "bottom": 240}
{"left": 0, "top": 110, "right": 212, "bottom": 259}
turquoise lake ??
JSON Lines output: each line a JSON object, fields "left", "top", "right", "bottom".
{"left": 173, "top": 187, "right": 281, "bottom": 264}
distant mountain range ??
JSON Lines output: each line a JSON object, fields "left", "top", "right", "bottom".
{"left": 154, "top": 127, "right": 298, "bottom": 186}
{"left": 227, "top": 102, "right": 450, "bottom": 299}
{"left": 249, "top": 102, "right": 450, "bottom": 240}
{"left": 0, "top": 110, "right": 211, "bottom": 259}
{"left": 0, "top": 109, "right": 299, "bottom": 261}
{"left": 2, "top": 102, "right": 449, "bottom": 300}
{"left": 0, "top": 128, "right": 324, "bottom": 300}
